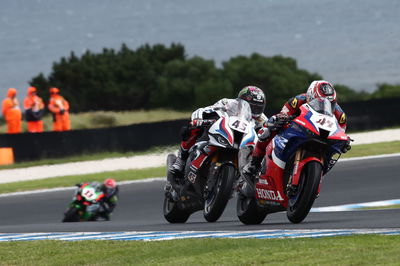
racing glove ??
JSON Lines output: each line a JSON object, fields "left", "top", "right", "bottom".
{"left": 267, "top": 114, "right": 290, "bottom": 130}
{"left": 191, "top": 119, "right": 216, "bottom": 127}
{"left": 341, "top": 139, "right": 352, "bottom": 153}
{"left": 257, "top": 127, "right": 271, "bottom": 142}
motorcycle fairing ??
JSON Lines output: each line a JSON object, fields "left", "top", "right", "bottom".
{"left": 255, "top": 142, "right": 288, "bottom": 206}
{"left": 209, "top": 117, "right": 234, "bottom": 148}
{"left": 294, "top": 104, "right": 347, "bottom": 140}
{"left": 240, "top": 126, "right": 256, "bottom": 148}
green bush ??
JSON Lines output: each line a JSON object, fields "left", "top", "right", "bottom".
{"left": 30, "top": 43, "right": 375, "bottom": 112}
{"left": 371, "top": 83, "right": 400, "bottom": 98}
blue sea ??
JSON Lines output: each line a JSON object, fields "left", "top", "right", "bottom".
{"left": 0, "top": 0, "right": 399, "bottom": 101}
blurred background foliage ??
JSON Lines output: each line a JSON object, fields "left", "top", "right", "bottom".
{"left": 30, "top": 43, "right": 399, "bottom": 112}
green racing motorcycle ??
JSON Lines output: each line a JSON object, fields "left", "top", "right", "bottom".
{"left": 62, "top": 182, "right": 106, "bottom": 222}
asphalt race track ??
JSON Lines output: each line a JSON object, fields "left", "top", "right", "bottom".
{"left": 0, "top": 155, "right": 399, "bottom": 233}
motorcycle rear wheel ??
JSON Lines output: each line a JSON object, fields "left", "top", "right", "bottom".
{"left": 163, "top": 194, "right": 190, "bottom": 223}
{"left": 237, "top": 194, "right": 268, "bottom": 225}
{"left": 62, "top": 207, "right": 80, "bottom": 222}
{"left": 203, "top": 164, "right": 236, "bottom": 222}
{"left": 287, "top": 161, "right": 322, "bottom": 224}
{"left": 163, "top": 153, "right": 190, "bottom": 223}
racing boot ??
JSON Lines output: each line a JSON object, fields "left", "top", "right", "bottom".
{"left": 169, "top": 147, "right": 189, "bottom": 176}
{"left": 240, "top": 155, "right": 263, "bottom": 196}
{"left": 243, "top": 155, "right": 263, "bottom": 183}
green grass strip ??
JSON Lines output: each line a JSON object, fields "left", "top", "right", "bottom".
{"left": 0, "top": 235, "right": 399, "bottom": 265}
{"left": 343, "top": 140, "right": 400, "bottom": 158}
{"left": 0, "top": 166, "right": 165, "bottom": 194}
{"left": 360, "top": 204, "right": 400, "bottom": 210}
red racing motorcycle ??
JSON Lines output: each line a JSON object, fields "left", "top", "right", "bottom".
{"left": 237, "top": 98, "right": 350, "bottom": 224}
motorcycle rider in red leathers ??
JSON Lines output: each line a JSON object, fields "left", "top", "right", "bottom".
{"left": 243, "top": 80, "right": 351, "bottom": 181}
{"left": 169, "top": 86, "right": 267, "bottom": 178}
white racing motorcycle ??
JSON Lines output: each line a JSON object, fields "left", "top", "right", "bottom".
{"left": 163, "top": 99, "right": 257, "bottom": 223}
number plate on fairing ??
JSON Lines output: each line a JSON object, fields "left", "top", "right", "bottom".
{"left": 228, "top": 116, "right": 248, "bottom": 133}
{"left": 309, "top": 111, "right": 338, "bottom": 133}
{"left": 81, "top": 187, "right": 97, "bottom": 201}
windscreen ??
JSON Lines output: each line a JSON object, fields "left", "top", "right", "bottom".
{"left": 225, "top": 99, "right": 252, "bottom": 122}
{"left": 308, "top": 98, "right": 333, "bottom": 116}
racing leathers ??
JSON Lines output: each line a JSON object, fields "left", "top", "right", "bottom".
{"left": 99, "top": 185, "right": 119, "bottom": 220}
{"left": 244, "top": 93, "right": 348, "bottom": 180}
{"left": 170, "top": 98, "right": 267, "bottom": 177}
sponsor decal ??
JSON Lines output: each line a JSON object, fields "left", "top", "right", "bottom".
{"left": 339, "top": 113, "right": 346, "bottom": 124}
{"left": 259, "top": 179, "right": 268, "bottom": 185}
{"left": 295, "top": 119, "right": 306, "bottom": 126}
{"left": 291, "top": 98, "right": 298, "bottom": 108}
{"left": 187, "top": 172, "right": 197, "bottom": 183}
{"left": 256, "top": 188, "right": 284, "bottom": 201}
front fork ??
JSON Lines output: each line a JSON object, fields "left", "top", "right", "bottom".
{"left": 204, "top": 150, "right": 239, "bottom": 198}
{"left": 286, "top": 148, "right": 324, "bottom": 197}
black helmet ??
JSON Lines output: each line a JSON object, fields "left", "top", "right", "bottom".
{"left": 238, "top": 86, "right": 266, "bottom": 118}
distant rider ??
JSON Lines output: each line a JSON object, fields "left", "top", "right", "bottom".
{"left": 169, "top": 86, "right": 267, "bottom": 178}
{"left": 243, "top": 80, "right": 351, "bottom": 181}
{"left": 77, "top": 178, "right": 119, "bottom": 220}
{"left": 98, "top": 178, "right": 119, "bottom": 220}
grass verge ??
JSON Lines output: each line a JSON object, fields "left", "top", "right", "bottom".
{"left": 0, "top": 235, "right": 399, "bottom": 265}
{"left": 0, "top": 109, "right": 190, "bottom": 132}
{"left": 361, "top": 205, "right": 400, "bottom": 210}
{"left": 0, "top": 166, "right": 165, "bottom": 194}
{"left": 343, "top": 140, "right": 400, "bottom": 158}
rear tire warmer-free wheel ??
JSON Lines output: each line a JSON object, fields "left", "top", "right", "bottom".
{"left": 237, "top": 194, "right": 268, "bottom": 225}
{"left": 287, "top": 161, "right": 322, "bottom": 224}
{"left": 203, "top": 164, "right": 236, "bottom": 222}
{"left": 62, "top": 207, "right": 80, "bottom": 222}
{"left": 163, "top": 195, "right": 190, "bottom": 223}
{"left": 163, "top": 153, "right": 190, "bottom": 223}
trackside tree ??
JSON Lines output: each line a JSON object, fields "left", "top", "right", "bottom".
{"left": 30, "top": 43, "right": 377, "bottom": 112}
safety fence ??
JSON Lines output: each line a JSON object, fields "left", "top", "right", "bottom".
{"left": 265, "top": 97, "right": 400, "bottom": 132}
{"left": 0, "top": 119, "right": 188, "bottom": 162}
{"left": 0, "top": 97, "right": 399, "bottom": 162}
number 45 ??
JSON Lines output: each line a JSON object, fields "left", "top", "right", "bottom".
{"left": 232, "top": 120, "right": 247, "bottom": 131}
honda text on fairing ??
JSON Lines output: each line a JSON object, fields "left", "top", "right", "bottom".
{"left": 62, "top": 182, "right": 106, "bottom": 222}
{"left": 164, "top": 99, "right": 257, "bottom": 223}
{"left": 237, "top": 98, "right": 350, "bottom": 224}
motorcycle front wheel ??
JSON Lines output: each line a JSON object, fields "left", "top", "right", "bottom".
{"left": 62, "top": 207, "right": 80, "bottom": 222}
{"left": 203, "top": 164, "right": 236, "bottom": 222}
{"left": 287, "top": 161, "right": 322, "bottom": 224}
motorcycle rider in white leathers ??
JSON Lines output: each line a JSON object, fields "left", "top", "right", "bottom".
{"left": 169, "top": 86, "right": 267, "bottom": 178}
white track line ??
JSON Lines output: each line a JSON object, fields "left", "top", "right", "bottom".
{"left": 0, "top": 229, "right": 399, "bottom": 241}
